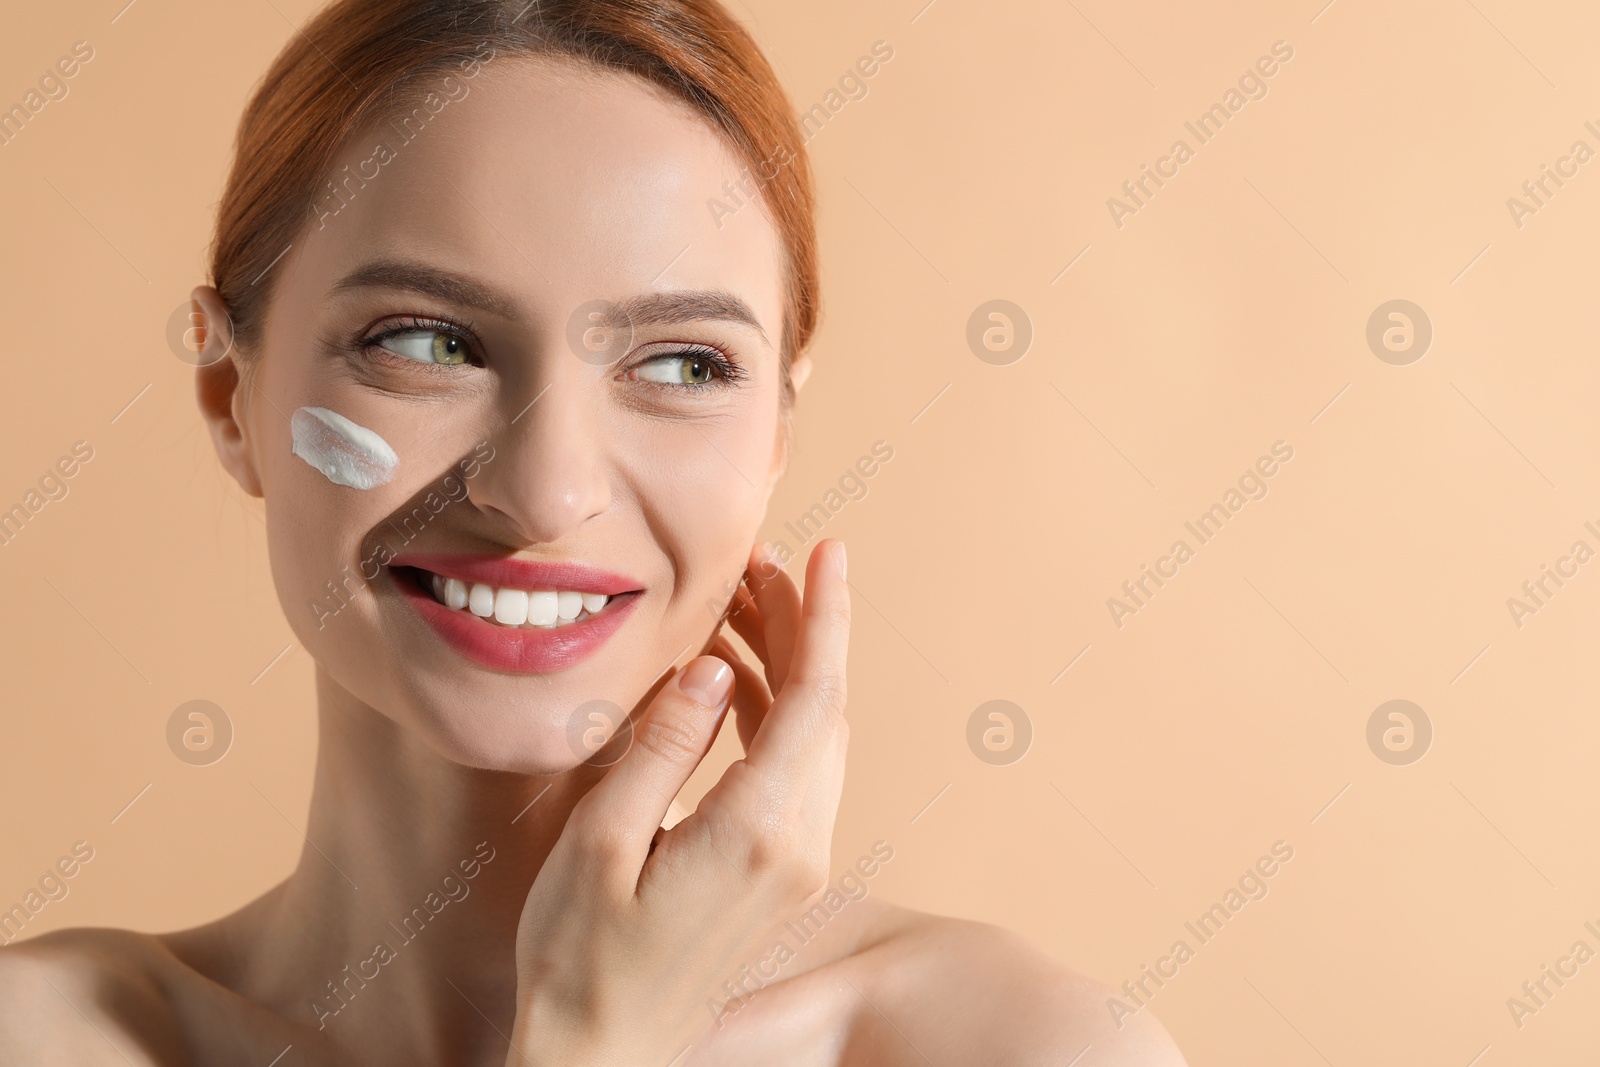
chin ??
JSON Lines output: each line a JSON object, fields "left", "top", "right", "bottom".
{"left": 290, "top": 552, "right": 692, "bottom": 774}
{"left": 389, "top": 683, "right": 622, "bottom": 775}
{"left": 428, "top": 725, "right": 593, "bottom": 776}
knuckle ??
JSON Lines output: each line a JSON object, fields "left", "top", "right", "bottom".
{"left": 809, "top": 670, "right": 848, "bottom": 715}
{"left": 801, "top": 859, "right": 831, "bottom": 897}
{"left": 831, "top": 714, "right": 851, "bottom": 748}
{"left": 571, "top": 815, "right": 630, "bottom": 869}
{"left": 742, "top": 832, "right": 787, "bottom": 880}
{"left": 635, "top": 710, "right": 705, "bottom": 762}
{"left": 785, "top": 849, "right": 832, "bottom": 898}
{"left": 741, "top": 821, "right": 827, "bottom": 897}
{"left": 589, "top": 833, "right": 629, "bottom": 870}
{"left": 695, "top": 799, "right": 748, "bottom": 855}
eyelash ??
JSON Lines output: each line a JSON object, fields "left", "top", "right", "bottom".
{"left": 358, "top": 314, "right": 483, "bottom": 370}
{"left": 355, "top": 315, "right": 748, "bottom": 388}
{"left": 635, "top": 344, "right": 749, "bottom": 389}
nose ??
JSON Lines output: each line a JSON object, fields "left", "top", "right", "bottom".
{"left": 466, "top": 383, "right": 611, "bottom": 545}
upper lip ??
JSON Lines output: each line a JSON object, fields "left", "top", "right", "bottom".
{"left": 388, "top": 552, "right": 643, "bottom": 595}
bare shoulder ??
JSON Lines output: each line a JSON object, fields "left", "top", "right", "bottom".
{"left": 840, "top": 903, "right": 1187, "bottom": 1067}
{"left": 0, "top": 927, "right": 187, "bottom": 1065}
{"left": 1, "top": 925, "right": 346, "bottom": 1067}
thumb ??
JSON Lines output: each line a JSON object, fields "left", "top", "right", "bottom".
{"left": 575, "top": 656, "right": 735, "bottom": 868}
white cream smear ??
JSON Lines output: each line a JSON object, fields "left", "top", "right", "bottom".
{"left": 290, "top": 406, "right": 398, "bottom": 489}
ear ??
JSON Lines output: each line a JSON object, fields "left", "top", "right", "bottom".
{"left": 191, "top": 285, "right": 264, "bottom": 498}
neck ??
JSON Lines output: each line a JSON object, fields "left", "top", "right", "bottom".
{"left": 231, "top": 665, "right": 607, "bottom": 1064}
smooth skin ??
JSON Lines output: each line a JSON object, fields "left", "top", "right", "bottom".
{"left": 0, "top": 57, "right": 1185, "bottom": 1065}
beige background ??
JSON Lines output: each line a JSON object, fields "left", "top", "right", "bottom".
{"left": 3, "top": 0, "right": 1598, "bottom": 1062}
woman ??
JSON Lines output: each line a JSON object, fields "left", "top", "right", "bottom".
{"left": 1, "top": 1, "right": 1184, "bottom": 1062}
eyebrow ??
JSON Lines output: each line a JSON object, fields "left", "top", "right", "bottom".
{"left": 328, "top": 260, "right": 771, "bottom": 346}
{"left": 331, "top": 260, "right": 522, "bottom": 319}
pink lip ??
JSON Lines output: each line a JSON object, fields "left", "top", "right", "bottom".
{"left": 388, "top": 554, "right": 644, "bottom": 674}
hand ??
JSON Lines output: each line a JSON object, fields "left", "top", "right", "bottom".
{"left": 707, "top": 541, "right": 808, "bottom": 753}
{"left": 506, "top": 539, "right": 851, "bottom": 1065}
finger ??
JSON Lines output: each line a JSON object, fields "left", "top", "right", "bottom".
{"left": 723, "top": 583, "right": 770, "bottom": 669}
{"left": 745, "top": 539, "right": 850, "bottom": 771}
{"left": 745, "top": 542, "right": 803, "bottom": 694}
{"left": 572, "top": 655, "right": 735, "bottom": 870}
{"left": 723, "top": 590, "right": 782, "bottom": 719}
{"left": 710, "top": 633, "right": 772, "bottom": 751}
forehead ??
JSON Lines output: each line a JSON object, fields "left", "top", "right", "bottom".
{"left": 295, "top": 55, "right": 786, "bottom": 340}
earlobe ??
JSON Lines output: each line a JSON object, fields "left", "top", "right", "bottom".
{"left": 190, "top": 286, "right": 263, "bottom": 498}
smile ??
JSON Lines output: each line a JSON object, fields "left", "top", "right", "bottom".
{"left": 387, "top": 552, "right": 644, "bottom": 674}
{"left": 421, "top": 571, "right": 613, "bottom": 628}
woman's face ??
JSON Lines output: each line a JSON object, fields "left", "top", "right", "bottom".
{"left": 205, "top": 58, "right": 796, "bottom": 773}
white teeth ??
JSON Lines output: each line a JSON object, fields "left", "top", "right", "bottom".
{"left": 494, "top": 588, "right": 529, "bottom": 625}
{"left": 528, "top": 590, "right": 558, "bottom": 626}
{"left": 423, "top": 571, "right": 616, "bottom": 628}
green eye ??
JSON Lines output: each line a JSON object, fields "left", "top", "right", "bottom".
{"left": 381, "top": 330, "right": 471, "bottom": 365}
{"left": 679, "top": 357, "right": 715, "bottom": 384}
{"left": 635, "top": 354, "right": 719, "bottom": 385}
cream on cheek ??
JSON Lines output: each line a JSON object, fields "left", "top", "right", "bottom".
{"left": 290, "top": 405, "right": 399, "bottom": 489}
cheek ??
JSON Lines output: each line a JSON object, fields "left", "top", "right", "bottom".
{"left": 623, "top": 415, "right": 775, "bottom": 611}
{"left": 254, "top": 385, "right": 461, "bottom": 649}
{"left": 262, "top": 441, "right": 400, "bottom": 646}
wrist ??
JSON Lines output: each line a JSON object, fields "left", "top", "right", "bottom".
{"left": 507, "top": 993, "right": 620, "bottom": 1067}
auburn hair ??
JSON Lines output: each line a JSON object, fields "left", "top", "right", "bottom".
{"left": 209, "top": 0, "right": 818, "bottom": 397}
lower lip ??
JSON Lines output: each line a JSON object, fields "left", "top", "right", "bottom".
{"left": 392, "top": 569, "right": 642, "bottom": 674}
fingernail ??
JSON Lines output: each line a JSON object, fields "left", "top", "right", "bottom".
{"left": 679, "top": 657, "right": 733, "bottom": 707}
{"left": 835, "top": 542, "right": 847, "bottom": 581}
